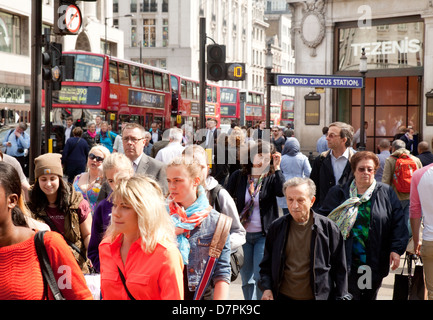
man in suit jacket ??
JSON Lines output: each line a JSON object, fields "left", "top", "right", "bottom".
{"left": 149, "top": 121, "right": 163, "bottom": 144}
{"left": 310, "top": 121, "right": 355, "bottom": 211}
{"left": 97, "top": 123, "right": 168, "bottom": 204}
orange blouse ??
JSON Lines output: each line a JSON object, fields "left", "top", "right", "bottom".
{"left": 0, "top": 231, "right": 93, "bottom": 300}
{"left": 99, "top": 234, "right": 184, "bottom": 300}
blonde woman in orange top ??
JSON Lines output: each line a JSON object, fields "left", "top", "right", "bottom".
{"left": 0, "top": 162, "right": 92, "bottom": 300}
{"left": 99, "top": 175, "right": 184, "bottom": 300}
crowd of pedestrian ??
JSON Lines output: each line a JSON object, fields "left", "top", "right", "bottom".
{"left": 2, "top": 116, "right": 433, "bottom": 301}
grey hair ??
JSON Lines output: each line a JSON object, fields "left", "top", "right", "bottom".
{"left": 283, "top": 177, "right": 316, "bottom": 200}
{"left": 329, "top": 121, "right": 354, "bottom": 147}
{"left": 392, "top": 139, "right": 406, "bottom": 151}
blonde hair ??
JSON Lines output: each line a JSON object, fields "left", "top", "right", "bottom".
{"left": 102, "top": 152, "right": 134, "bottom": 179}
{"left": 105, "top": 175, "right": 176, "bottom": 254}
{"left": 167, "top": 155, "right": 205, "bottom": 187}
{"left": 228, "top": 126, "right": 246, "bottom": 147}
{"left": 89, "top": 145, "right": 111, "bottom": 160}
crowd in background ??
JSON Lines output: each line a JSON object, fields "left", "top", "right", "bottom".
{"left": 1, "top": 116, "right": 433, "bottom": 301}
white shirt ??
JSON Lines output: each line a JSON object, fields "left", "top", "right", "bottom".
{"left": 152, "top": 131, "right": 159, "bottom": 143}
{"left": 155, "top": 142, "right": 185, "bottom": 164}
{"left": 330, "top": 148, "right": 350, "bottom": 184}
{"left": 205, "top": 128, "right": 215, "bottom": 148}
{"left": 132, "top": 153, "right": 144, "bottom": 173}
{"left": 65, "top": 125, "right": 73, "bottom": 142}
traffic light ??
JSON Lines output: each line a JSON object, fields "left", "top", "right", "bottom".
{"left": 41, "top": 41, "right": 64, "bottom": 90}
{"left": 42, "top": 46, "right": 52, "bottom": 82}
{"left": 207, "top": 44, "right": 226, "bottom": 81}
{"left": 51, "top": 42, "right": 63, "bottom": 90}
{"left": 206, "top": 44, "right": 246, "bottom": 81}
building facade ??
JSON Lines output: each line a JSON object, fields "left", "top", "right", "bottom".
{"left": 0, "top": 0, "right": 125, "bottom": 125}
{"left": 287, "top": 0, "right": 433, "bottom": 153}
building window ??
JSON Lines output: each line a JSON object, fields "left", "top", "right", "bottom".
{"left": 142, "top": 0, "right": 157, "bottom": 12}
{"left": 131, "top": 26, "right": 137, "bottom": 47}
{"left": 162, "top": 19, "right": 168, "bottom": 47}
{"left": 113, "top": 0, "right": 118, "bottom": 13}
{"left": 0, "top": 11, "right": 21, "bottom": 55}
{"left": 143, "top": 19, "right": 156, "bottom": 47}
{"left": 131, "top": 0, "right": 137, "bottom": 12}
{"left": 162, "top": 0, "right": 168, "bottom": 12}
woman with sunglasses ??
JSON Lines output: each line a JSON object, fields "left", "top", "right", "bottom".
{"left": 318, "top": 151, "right": 409, "bottom": 300}
{"left": 73, "top": 145, "right": 110, "bottom": 215}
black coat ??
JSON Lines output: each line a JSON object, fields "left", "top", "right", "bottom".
{"left": 226, "top": 169, "right": 285, "bottom": 235}
{"left": 317, "top": 180, "right": 409, "bottom": 282}
{"left": 258, "top": 211, "right": 349, "bottom": 300}
{"left": 310, "top": 149, "right": 354, "bottom": 211}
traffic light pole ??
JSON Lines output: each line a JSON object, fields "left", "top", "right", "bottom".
{"left": 199, "top": 17, "right": 206, "bottom": 132}
{"left": 29, "top": 0, "right": 43, "bottom": 184}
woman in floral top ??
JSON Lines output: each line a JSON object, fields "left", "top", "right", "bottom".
{"left": 73, "top": 145, "right": 110, "bottom": 215}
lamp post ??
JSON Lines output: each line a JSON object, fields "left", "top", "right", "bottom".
{"left": 358, "top": 47, "right": 368, "bottom": 151}
{"left": 105, "top": 14, "right": 133, "bottom": 55}
{"left": 265, "top": 42, "right": 273, "bottom": 130}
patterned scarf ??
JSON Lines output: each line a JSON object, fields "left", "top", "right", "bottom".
{"left": 327, "top": 179, "right": 376, "bottom": 239}
{"left": 239, "top": 173, "right": 266, "bottom": 226}
{"left": 168, "top": 186, "right": 212, "bottom": 264}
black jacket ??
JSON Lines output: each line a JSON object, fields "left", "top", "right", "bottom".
{"left": 318, "top": 180, "right": 409, "bottom": 282}
{"left": 310, "top": 149, "right": 354, "bottom": 211}
{"left": 226, "top": 169, "right": 285, "bottom": 235}
{"left": 258, "top": 211, "right": 349, "bottom": 300}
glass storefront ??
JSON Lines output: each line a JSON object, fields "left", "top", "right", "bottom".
{"left": 335, "top": 18, "right": 424, "bottom": 152}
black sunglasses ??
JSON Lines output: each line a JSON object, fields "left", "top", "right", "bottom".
{"left": 89, "top": 153, "right": 104, "bottom": 162}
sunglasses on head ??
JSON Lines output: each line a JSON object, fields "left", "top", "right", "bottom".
{"left": 89, "top": 153, "right": 104, "bottom": 162}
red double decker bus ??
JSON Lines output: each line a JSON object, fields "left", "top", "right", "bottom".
{"left": 170, "top": 73, "right": 200, "bottom": 129}
{"left": 170, "top": 74, "right": 221, "bottom": 130}
{"left": 219, "top": 86, "right": 240, "bottom": 132}
{"left": 244, "top": 90, "right": 265, "bottom": 127}
{"left": 50, "top": 51, "right": 173, "bottom": 132}
{"left": 280, "top": 99, "right": 294, "bottom": 127}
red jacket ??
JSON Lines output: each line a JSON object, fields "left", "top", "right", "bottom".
{"left": 99, "top": 234, "right": 184, "bottom": 300}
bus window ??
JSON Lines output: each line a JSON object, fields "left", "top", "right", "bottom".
{"left": 154, "top": 72, "right": 163, "bottom": 90}
{"left": 69, "top": 54, "right": 104, "bottom": 83}
{"left": 187, "top": 81, "right": 193, "bottom": 99}
{"left": 181, "top": 80, "right": 187, "bottom": 97}
{"left": 144, "top": 69, "right": 153, "bottom": 89}
{"left": 212, "top": 86, "right": 217, "bottom": 103}
{"left": 193, "top": 82, "right": 199, "bottom": 100}
{"left": 170, "top": 75, "right": 179, "bottom": 92}
{"left": 130, "top": 65, "right": 141, "bottom": 87}
{"left": 163, "top": 73, "right": 170, "bottom": 92}
{"left": 109, "top": 61, "right": 118, "bottom": 84}
{"left": 118, "top": 63, "right": 130, "bottom": 85}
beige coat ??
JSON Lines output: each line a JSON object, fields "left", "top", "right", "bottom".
{"left": 381, "top": 148, "right": 423, "bottom": 200}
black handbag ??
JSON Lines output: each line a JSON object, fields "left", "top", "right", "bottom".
{"left": 34, "top": 231, "right": 65, "bottom": 300}
{"left": 393, "top": 253, "right": 426, "bottom": 300}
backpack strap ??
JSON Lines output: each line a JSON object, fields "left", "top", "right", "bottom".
{"left": 209, "top": 184, "right": 223, "bottom": 213}
{"left": 34, "top": 231, "right": 65, "bottom": 300}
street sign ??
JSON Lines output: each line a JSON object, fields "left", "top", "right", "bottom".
{"left": 276, "top": 74, "right": 364, "bottom": 88}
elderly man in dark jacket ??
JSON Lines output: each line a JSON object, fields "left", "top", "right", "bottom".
{"left": 259, "top": 177, "right": 349, "bottom": 300}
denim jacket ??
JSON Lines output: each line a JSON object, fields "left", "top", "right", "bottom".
{"left": 186, "top": 209, "right": 232, "bottom": 292}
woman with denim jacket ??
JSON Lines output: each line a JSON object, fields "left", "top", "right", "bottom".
{"left": 166, "top": 156, "right": 231, "bottom": 300}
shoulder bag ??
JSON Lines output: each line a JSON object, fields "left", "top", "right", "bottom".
{"left": 193, "top": 213, "right": 232, "bottom": 300}
{"left": 34, "top": 231, "right": 66, "bottom": 300}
